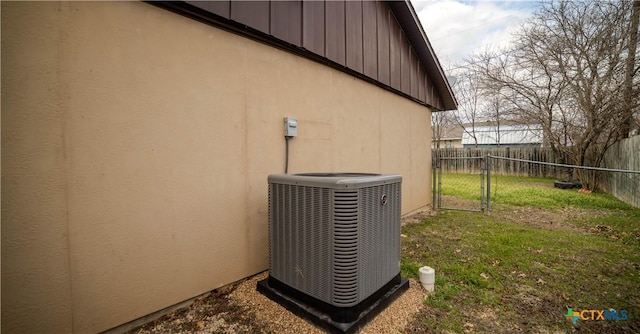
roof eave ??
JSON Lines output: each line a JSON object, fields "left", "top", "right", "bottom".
{"left": 386, "top": 0, "right": 458, "bottom": 111}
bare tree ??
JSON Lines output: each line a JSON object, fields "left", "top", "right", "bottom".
{"left": 621, "top": 0, "right": 640, "bottom": 138}
{"left": 484, "top": 95, "right": 515, "bottom": 147}
{"left": 449, "top": 69, "right": 485, "bottom": 147}
{"left": 431, "top": 109, "right": 454, "bottom": 149}
{"left": 471, "top": 0, "right": 638, "bottom": 189}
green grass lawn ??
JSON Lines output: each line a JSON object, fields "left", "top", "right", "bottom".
{"left": 402, "top": 173, "right": 640, "bottom": 333}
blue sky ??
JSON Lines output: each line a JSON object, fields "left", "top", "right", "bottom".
{"left": 412, "top": 0, "right": 541, "bottom": 70}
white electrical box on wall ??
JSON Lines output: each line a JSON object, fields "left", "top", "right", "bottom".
{"left": 284, "top": 117, "right": 297, "bottom": 137}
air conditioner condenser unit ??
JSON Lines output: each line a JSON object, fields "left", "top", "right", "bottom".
{"left": 257, "top": 173, "right": 408, "bottom": 333}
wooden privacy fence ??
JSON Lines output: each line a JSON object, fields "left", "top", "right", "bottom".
{"left": 599, "top": 136, "right": 640, "bottom": 208}
{"left": 433, "top": 147, "right": 570, "bottom": 178}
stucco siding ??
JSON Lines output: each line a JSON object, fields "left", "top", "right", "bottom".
{"left": 1, "top": 2, "right": 74, "bottom": 333}
{"left": 1, "top": 2, "right": 433, "bottom": 333}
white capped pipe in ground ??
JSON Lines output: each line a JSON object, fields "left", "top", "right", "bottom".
{"left": 418, "top": 266, "right": 435, "bottom": 291}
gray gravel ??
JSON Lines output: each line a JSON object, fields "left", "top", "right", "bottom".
{"left": 229, "top": 272, "right": 427, "bottom": 334}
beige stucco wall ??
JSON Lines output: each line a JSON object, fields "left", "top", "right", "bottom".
{"left": 1, "top": 2, "right": 74, "bottom": 333}
{"left": 1, "top": 2, "right": 433, "bottom": 333}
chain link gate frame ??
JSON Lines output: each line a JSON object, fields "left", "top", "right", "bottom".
{"left": 432, "top": 155, "right": 488, "bottom": 212}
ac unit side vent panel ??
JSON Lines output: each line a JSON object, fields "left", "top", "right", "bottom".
{"left": 359, "top": 183, "right": 401, "bottom": 301}
{"left": 269, "top": 183, "right": 331, "bottom": 302}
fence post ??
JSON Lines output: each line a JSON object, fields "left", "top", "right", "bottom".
{"left": 432, "top": 153, "right": 437, "bottom": 210}
{"left": 438, "top": 159, "right": 442, "bottom": 209}
{"left": 486, "top": 154, "right": 491, "bottom": 214}
{"left": 480, "top": 157, "right": 485, "bottom": 212}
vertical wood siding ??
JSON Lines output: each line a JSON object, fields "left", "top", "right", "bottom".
{"left": 325, "top": 1, "right": 346, "bottom": 66}
{"left": 362, "top": 1, "right": 377, "bottom": 79}
{"left": 400, "top": 36, "right": 411, "bottom": 95}
{"left": 183, "top": 0, "right": 443, "bottom": 109}
{"left": 417, "top": 61, "right": 425, "bottom": 101}
{"left": 271, "top": 1, "right": 302, "bottom": 45}
{"left": 229, "top": 1, "right": 269, "bottom": 32}
{"left": 410, "top": 53, "right": 418, "bottom": 97}
{"left": 376, "top": 2, "right": 391, "bottom": 86}
{"left": 346, "top": 1, "right": 364, "bottom": 72}
{"left": 302, "top": 1, "right": 325, "bottom": 56}
{"left": 199, "top": 1, "right": 229, "bottom": 17}
{"left": 389, "top": 18, "right": 402, "bottom": 91}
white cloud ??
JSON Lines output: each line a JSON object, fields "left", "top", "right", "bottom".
{"left": 413, "top": 0, "right": 536, "bottom": 70}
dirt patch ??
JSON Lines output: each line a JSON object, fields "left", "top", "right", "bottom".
{"left": 501, "top": 284, "right": 565, "bottom": 332}
{"left": 468, "top": 307, "right": 502, "bottom": 333}
{"left": 130, "top": 285, "right": 271, "bottom": 334}
{"left": 491, "top": 204, "right": 608, "bottom": 232}
{"left": 402, "top": 207, "right": 437, "bottom": 226}
{"left": 438, "top": 195, "right": 484, "bottom": 212}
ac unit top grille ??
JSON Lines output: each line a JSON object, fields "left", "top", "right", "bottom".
{"left": 268, "top": 173, "right": 401, "bottom": 189}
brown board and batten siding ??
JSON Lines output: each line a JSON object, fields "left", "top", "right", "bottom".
{"left": 346, "top": 1, "right": 364, "bottom": 73}
{"left": 303, "top": 1, "right": 325, "bottom": 56}
{"left": 155, "top": 0, "right": 455, "bottom": 111}
{"left": 377, "top": 2, "right": 391, "bottom": 86}
{"left": 362, "top": 1, "right": 377, "bottom": 79}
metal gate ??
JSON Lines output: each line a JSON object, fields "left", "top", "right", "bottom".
{"left": 432, "top": 155, "right": 488, "bottom": 212}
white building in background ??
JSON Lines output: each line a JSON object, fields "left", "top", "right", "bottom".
{"left": 462, "top": 123, "right": 543, "bottom": 148}
{"left": 432, "top": 124, "right": 464, "bottom": 148}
